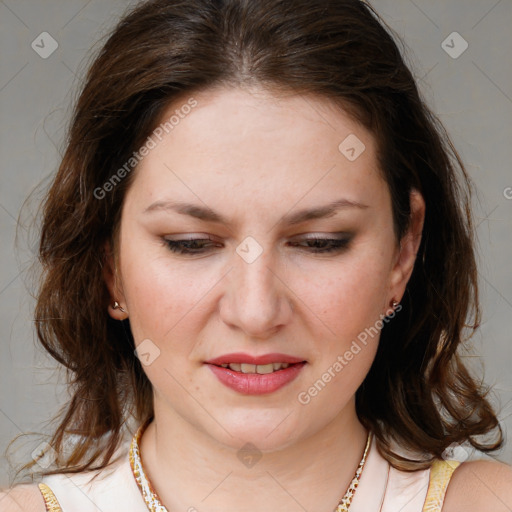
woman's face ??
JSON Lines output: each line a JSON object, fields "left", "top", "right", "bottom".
{"left": 105, "top": 85, "right": 423, "bottom": 451}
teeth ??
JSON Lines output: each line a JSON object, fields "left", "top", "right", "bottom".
{"left": 256, "top": 364, "right": 274, "bottom": 374}
{"left": 222, "top": 362, "right": 292, "bottom": 373}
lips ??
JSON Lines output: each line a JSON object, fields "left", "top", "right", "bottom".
{"left": 206, "top": 361, "right": 307, "bottom": 394}
{"left": 205, "top": 352, "right": 306, "bottom": 366}
{"left": 204, "top": 352, "right": 307, "bottom": 394}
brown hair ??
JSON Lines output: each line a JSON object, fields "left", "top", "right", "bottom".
{"left": 14, "top": 0, "right": 503, "bottom": 479}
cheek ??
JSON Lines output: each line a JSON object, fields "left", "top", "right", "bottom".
{"left": 296, "top": 253, "right": 391, "bottom": 333}
{"left": 119, "top": 242, "right": 201, "bottom": 346}
{"left": 120, "top": 251, "right": 206, "bottom": 394}
{"left": 293, "top": 259, "right": 388, "bottom": 411}
{"left": 291, "top": 249, "right": 392, "bottom": 390}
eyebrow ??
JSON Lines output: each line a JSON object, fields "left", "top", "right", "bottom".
{"left": 142, "top": 198, "right": 369, "bottom": 225}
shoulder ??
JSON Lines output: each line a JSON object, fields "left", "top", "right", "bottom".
{"left": 442, "top": 458, "right": 512, "bottom": 512}
{"left": 0, "top": 483, "right": 47, "bottom": 512}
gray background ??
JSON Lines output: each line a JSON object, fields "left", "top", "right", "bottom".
{"left": 1, "top": 0, "right": 511, "bottom": 489}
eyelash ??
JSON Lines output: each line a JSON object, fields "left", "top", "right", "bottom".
{"left": 163, "top": 236, "right": 352, "bottom": 255}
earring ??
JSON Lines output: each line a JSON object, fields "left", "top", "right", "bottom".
{"left": 112, "top": 301, "right": 126, "bottom": 313}
{"left": 390, "top": 299, "right": 399, "bottom": 309}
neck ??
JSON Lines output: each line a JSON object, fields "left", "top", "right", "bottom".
{"left": 139, "top": 395, "right": 369, "bottom": 512}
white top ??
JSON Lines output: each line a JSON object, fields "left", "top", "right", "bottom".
{"left": 39, "top": 435, "right": 440, "bottom": 512}
{"left": 41, "top": 448, "right": 147, "bottom": 511}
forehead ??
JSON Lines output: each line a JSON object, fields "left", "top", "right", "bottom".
{"left": 125, "top": 85, "right": 388, "bottom": 215}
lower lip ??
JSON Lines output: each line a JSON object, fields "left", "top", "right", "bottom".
{"left": 206, "top": 362, "right": 307, "bottom": 395}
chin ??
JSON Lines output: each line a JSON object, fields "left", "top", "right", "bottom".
{"left": 200, "top": 409, "right": 305, "bottom": 453}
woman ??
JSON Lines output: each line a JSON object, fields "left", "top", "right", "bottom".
{"left": 2, "top": 0, "right": 512, "bottom": 510}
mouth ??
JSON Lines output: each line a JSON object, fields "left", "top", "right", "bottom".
{"left": 204, "top": 352, "right": 306, "bottom": 367}
{"left": 208, "top": 361, "right": 305, "bottom": 374}
{"left": 203, "top": 353, "right": 307, "bottom": 394}
{"left": 204, "top": 359, "right": 308, "bottom": 395}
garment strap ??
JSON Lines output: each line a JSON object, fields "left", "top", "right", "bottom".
{"left": 422, "top": 460, "right": 461, "bottom": 512}
{"left": 38, "top": 483, "right": 63, "bottom": 512}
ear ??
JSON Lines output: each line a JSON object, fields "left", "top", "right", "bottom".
{"left": 388, "top": 189, "right": 425, "bottom": 305}
{"left": 102, "top": 239, "right": 128, "bottom": 320}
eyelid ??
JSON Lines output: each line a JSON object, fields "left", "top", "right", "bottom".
{"left": 163, "top": 232, "right": 352, "bottom": 241}
{"left": 291, "top": 232, "right": 352, "bottom": 239}
{"left": 164, "top": 234, "right": 217, "bottom": 241}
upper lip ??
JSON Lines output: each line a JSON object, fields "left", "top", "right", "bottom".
{"left": 205, "top": 353, "right": 306, "bottom": 366}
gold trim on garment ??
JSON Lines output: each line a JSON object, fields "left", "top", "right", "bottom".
{"left": 422, "top": 459, "right": 461, "bottom": 512}
{"left": 38, "top": 482, "right": 63, "bottom": 512}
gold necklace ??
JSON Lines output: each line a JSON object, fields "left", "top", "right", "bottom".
{"left": 129, "top": 419, "right": 373, "bottom": 512}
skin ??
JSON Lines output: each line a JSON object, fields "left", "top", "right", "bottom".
{"left": 102, "top": 84, "right": 426, "bottom": 511}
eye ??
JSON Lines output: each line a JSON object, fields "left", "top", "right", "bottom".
{"left": 163, "top": 236, "right": 220, "bottom": 255}
{"left": 287, "top": 236, "right": 352, "bottom": 254}
{"left": 163, "top": 234, "right": 352, "bottom": 255}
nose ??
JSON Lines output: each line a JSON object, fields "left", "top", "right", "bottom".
{"left": 219, "top": 241, "right": 294, "bottom": 339}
